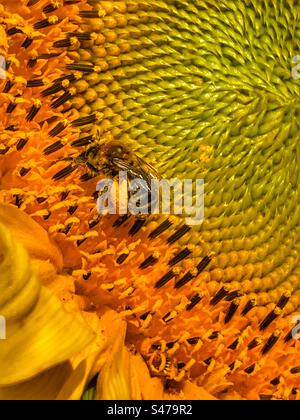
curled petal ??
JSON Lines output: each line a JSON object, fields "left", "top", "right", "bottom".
{"left": 0, "top": 224, "right": 95, "bottom": 386}
{"left": 0, "top": 204, "right": 63, "bottom": 271}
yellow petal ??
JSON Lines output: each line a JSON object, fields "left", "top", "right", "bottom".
{"left": 177, "top": 381, "right": 217, "bottom": 400}
{"left": 0, "top": 204, "right": 62, "bottom": 270}
{"left": 96, "top": 312, "right": 130, "bottom": 400}
{"left": 56, "top": 358, "right": 98, "bottom": 401}
{"left": 0, "top": 363, "right": 73, "bottom": 400}
{"left": 130, "top": 353, "right": 165, "bottom": 400}
{"left": 30, "top": 259, "right": 57, "bottom": 285}
{"left": 0, "top": 223, "right": 95, "bottom": 386}
{"left": 56, "top": 312, "right": 108, "bottom": 400}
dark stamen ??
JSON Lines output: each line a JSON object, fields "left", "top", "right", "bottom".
{"left": 229, "top": 362, "right": 235, "bottom": 371}
{"left": 155, "top": 271, "right": 175, "bottom": 289}
{"left": 14, "top": 194, "right": 23, "bottom": 208}
{"left": 168, "top": 248, "right": 192, "bottom": 267}
{"left": 129, "top": 219, "right": 145, "bottom": 236}
{"left": 6, "top": 125, "right": 18, "bottom": 131}
{"left": 49, "top": 121, "right": 68, "bottom": 137}
{"left": 210, "top": 286, "right": 229, "bottom": 306}
{"left": 177, "top": 362, "right": 186, "bottom": 370}
{"left": 197, "top": 255, "right": 212, "bottom": 273}
{"left": 19, "top": 167, "right": 31, "bottom": 177}
{"left": 270, "top": 376, "right": 280, "bottom": 386}
{"left": 7, "top": 27, "right": 23, "bottom": 35}
{"left": 34, "top": 18, "right": 58, "bottom": 30}
{"left": 284, "top": 328, "right": 294, "bottom": 343}
{"left": 149, "top": 219, "right": 173, "bottom": 240}
{"left": 204, "top": 357, "right": 213, "bottom": 366}
{"left": 224, "top": 300, "right": 240, "bottom": 324}
{"left": 174, "top": 271, "right": 194, "bottom": 289}
{"left": 167, "top": 225, "right": 191, "bottom": 244}
{"left": 22, "top": 37, "right": 33, "bottom": 48}
{"left": 38, "top": 52, "right": 61, "bottom": 60}
{"left": 83, "top": 272, "right": 92, "bottom": 281}
{"left": 88, "top": 217, "right": 100, "bottom": 229}
{"left": 226, "top": 290, "right": 242, "bottom": 302}
{"left": 187, "top": 337, "right": 200, "bottom": 345}
{"left": 228, "top": 338, "right": 239, "bottom": 350}
{"left": 52, "top": 164, "right": 76, "bottom": 180}
{"left": 42, "top": 83, "right": 63, "bottom": 97}
{"left": 79, "top": 10, "right": 100, "bottom": 18}
{"left": 60, "top": 224, "right": 72, "bottom": 235}
{"left": 26, "top": 104, "right": 41, "bottom": 121}
{"left": 51, "top": 91, "right": 72, "bottom": 108}
{"left": 77, "top": 238, "right": 87, "bottom": 247}
{"left": 43, "top": 2, "right": 60, "bottom": 13}
{"left": 113, "top": 215, "right": 130, "bottom": 228}
{"left": 28, "top": 58, "right": 37, "bottom": 68}
{"left": 66, "top": 63, "right": 94, "bottom": 73}
{"left": 54, "top": 74, "right": 76, "bottom": 84}
{"left": 43, "top": 141, "right": 63, "bottom": 155}
{"left": 71, "top": 135, "right": 94, "bottom": 147}
{"left": 262, "top": 332, "right": 280, "bottom": 355}
{"left": 54, "top": 38, "right": 72, "bottom": 48}
{"left": 7, "top": 102, "right": 17, "bottom": 114}
{"left": 241, "top": 298, "right": 256, "bottom": 316}
{"left": 27, "top": 0, "right": 40, "bottom": 5}
{"left": 27, "top": 79, "right": 44, "bottom": 87}
{"left": 43, "top": 211, "right": 51, "bottom": 221}
{"left": 71, "top": 114, "right": 97, "bottom": 127}
{"left": 259, "top": 308, "right": 280, "bottom": 331}
{"left": 80, "top": 173, "right": 96, "bottom": 182}
{"left": 0, "top": 146, "right": 9, "bottom": 155}
{"left": 36, "top": 196, "right": 47, "bottom": 204}
{"left": 60, "top": 191, "right": 69, "bottom": 201}
{"left": 245, "top": 364, "right": 255, "bottom": 374}
{"left": 16, "top": 138, "right": 28, "bottom": 151}
{"left": 3, "top": 80, "right": 13, "bottom": 93}
{"left": 277, "top": 292, "right": 291, "bottom": 309}
{"left": 209, "top": 331, "right": 219, "bottom": 340}
{"left": 140, "top": 311, "right": 152, "bottom": 321}
{"left": 290, "top": 366, "right": 300, "bottom": 374}
{"left": 162, "top": 311, "right": 176, "bottom": 324}
{"left": 248, "top": 338, "right": 262, "bottom": 350}
{"left": 117, "top": 253, "right": 129, "bottom": 265}
{"left": 68, "top": 205, "right": 78, "bottom": 215}
{"left": 186, "top": 294, "right": 202, "bottom": 311}
{"left": 140, "top": 255, "right": 159, "bottom": 270}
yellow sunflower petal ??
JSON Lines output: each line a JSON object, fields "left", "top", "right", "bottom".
{"left": 178, "top": 381, "right": 217, "bottom": 400}
{"left": 0, "top": 204, "right": 62, "bottom": 271}
{"left": 56, "top": 312, "right": 108, "bottom": 400}
{"left": 129, "top": 353, "right": 165, "bottom": 400}
{"left": 0, "top": 363, "right": 73, "bottom": 400}
{"left": 96, "top": 312, "right": 129, "bottom": 400}
{"left": 0, "top": 223, "right": 95, "bottom": 386}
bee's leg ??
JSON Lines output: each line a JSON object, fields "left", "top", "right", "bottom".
{"left": 80, "top": 163, "right": 99, "bottom": 182}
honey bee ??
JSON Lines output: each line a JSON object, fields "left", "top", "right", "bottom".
{"left": 82, "top": 140, "right": 160, "bottom": 216}
{"left": 83, "top": 140, "right": 160, "bottom": 188}
{"left": 53, "top": 139, "right": 160, "bottom": 217}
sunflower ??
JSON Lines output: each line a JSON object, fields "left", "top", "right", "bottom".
{"left": 0, "top": 0, "right": 300, "bottom": 400}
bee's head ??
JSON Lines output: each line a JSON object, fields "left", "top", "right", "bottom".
{"left": 105, "top": 141, "right": 130, "bottom": 161}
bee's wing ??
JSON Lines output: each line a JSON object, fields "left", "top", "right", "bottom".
{"left": 136, "top": 156, "right": 161, "bottom": 180}
{"left": 112, "top": 157, "right": 159, "bottom": 189}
